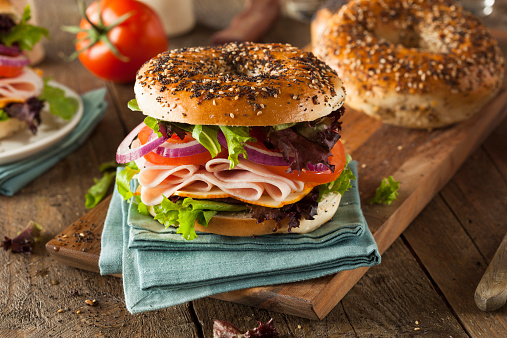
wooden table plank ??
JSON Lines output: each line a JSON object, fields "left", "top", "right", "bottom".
{"left": 404, "top": 142, "right": 507, "bottom": 336}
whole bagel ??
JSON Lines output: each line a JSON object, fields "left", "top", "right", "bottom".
{"left": 312, "top": 0, "right": 504, "bottom": 129}
{"left": 135, "top": 42, "right": 345, "bottom": 126}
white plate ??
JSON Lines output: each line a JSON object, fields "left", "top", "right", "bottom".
{"left": 0, "top": 81, "right": 83, "bottom": 165}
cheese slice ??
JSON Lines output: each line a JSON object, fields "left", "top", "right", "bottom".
{"left": 174, "top": 183, "right": 318, "bottom": 208}
{"left": 0, "top": 97, "right": 24, "bottom": 108}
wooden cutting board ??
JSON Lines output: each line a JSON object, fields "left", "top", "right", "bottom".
{"left": 46, "top": 35, "right": 507, "bottom": 320}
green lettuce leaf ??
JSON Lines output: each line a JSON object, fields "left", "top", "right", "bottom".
{"left": 0, "top": 6, "right": 48, "bottom": 51}
{"left": 39, "top": 80, "right": 79, "bottom": 120}
{"left": 143, "top": 116, "right": 162, "bottom": 137}
{"left": 152, "top": 196, "right": 200, "bottom": 240}
{"left": 318, "top": 154, "right": 356, "bottom": 201}
{"left": 85, "top": 162, "right": 125, "bottom": 209}
{"left": 128, "top": 99, "right": 141, "bottom": 111}
{"left": 116, "top": 162, "right": 139, "bottom": 200}
{"left": 0, "top": 109, "right": 9, "bottom": 121}
{"left": 99, "top": 161, "right": 119, "bottom": 172}
{"left": 369, "top": 176, "right": 400, "bottom": 205}
{"left": 200, "top": 210, "right": 216, "bottom": 225}
{"left": 271, "top": 122, "right": 297, "bottom": 131}
{"left": 181, "top": 197, "right": 248, "bottom": 212}
{"left": 153, "top": 196, "right": 181, "bottom": 226}
{"left": 136, "top": 199, "right": 150, "bottom": 216}
{"left": 85, "top": 171, "right": 116, "bottom": 209}
{"left": 219, "top": 125, "right": 255, "bottom": 169}
{"left": 191, "top": 125, "right": 222, "bottom": 158}
{"left": 176, "top": 209, "right": 203, "bottom": 240}
{"left": 151, "top": 196, "right": 248, "bottom": 240}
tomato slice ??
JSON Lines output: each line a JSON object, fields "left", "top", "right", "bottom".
{"left": 264, "top": 141, "right": 346, "bottom": 184}
{"left": 138, "top": 125, "right": 212, "bottom": 166}
{"left": 0, "top": 64, "right": 23, "bottom": 78}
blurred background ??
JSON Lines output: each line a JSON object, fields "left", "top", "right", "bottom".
{"left": 21, "top": 0, "right": 507, "bottom": 62}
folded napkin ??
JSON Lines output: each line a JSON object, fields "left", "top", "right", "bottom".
{"left": 127, "top": 165, "right": 364, "bottom": 251}
{"left": 0, "top": 88, "right": 107, "bottom": 196}
{"left": 99, "top": 164, "right": 381, "bottom": 314}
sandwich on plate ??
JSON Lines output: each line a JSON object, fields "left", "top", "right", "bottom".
{"left": 0, "top": 0, "right": 48, "bottom": 140}
{"left": 117, "top": 42, "right": 355, "bottom": 240}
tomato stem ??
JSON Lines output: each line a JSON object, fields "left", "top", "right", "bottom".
{"left": 78, "top": 0, "right": 101, "bottom": 34}
{"left": 63, "top": 0, "right": 133, "bottom": 62}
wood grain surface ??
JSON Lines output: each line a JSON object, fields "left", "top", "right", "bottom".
{"left": 1, "top": 0, "right": 507, "bottom": 337}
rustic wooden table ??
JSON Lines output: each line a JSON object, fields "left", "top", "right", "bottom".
{"left": 1, "top": 0, "right": 506, "bottom": 336}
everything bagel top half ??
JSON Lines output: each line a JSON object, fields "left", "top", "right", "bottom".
{"left": 312, "top": 0, "right": 504, "bottom": 129}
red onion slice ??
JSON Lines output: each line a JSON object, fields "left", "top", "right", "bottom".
{"left": 154, "top": 139, "right": 208, "bottom": 158}
{"left": 116, "top": 123, "right": 168, "bottom": 163}
{"left": 217, "top": 131, "right": 290, "bottom": 166}
{"left": 0, "top": 54, "right": 30, "bottom": 67}
{"left": 0, "top": 44, "right": 22, "bottom": 56}
{"left": 243, "top": 143, "right": 290, "bottom": 166}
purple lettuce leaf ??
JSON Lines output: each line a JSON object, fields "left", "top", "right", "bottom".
{"left": 4, "top": 97, "right": 44, "bottom": 134}
{"left": 213, "top": 318, "right": 279, "bottom": 337}
{"left": 249, "top": 188, "right": 319, "bottom": 232}
{"left": 265, "top": 107, "right": 344, "bottom": 173}
{"left": 294, "top": 106, "right": 344, "bottom": 150}
{"left": 2, "top": 221, "right": 42, "bottom": 254}
{"left": 0, "top": 14, "right": 16, "bottom": 35}
{"left": 265, "top": 128, "right": 335, "bottom": 173}
{"left": 245, "top": 319, "right": 279, "bottom": 337}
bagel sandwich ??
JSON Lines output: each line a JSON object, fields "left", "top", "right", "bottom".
{"left": 116, "top": 42, "right": 355, "bottom": 240}
{"left": 0, "top": 0, "right": 48, "bottom": 140}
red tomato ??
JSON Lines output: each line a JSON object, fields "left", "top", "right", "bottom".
{"left": 75, "top": 0, "right": 168, "bottom": 83}
{"left": 138, "top": 126, "right": 212, "bottom": 166}
{"left": 265, "top": 141, "right": 347, "bottom": 184}
{"left": 0, "top": 64, "right": 23, "bottom": 78}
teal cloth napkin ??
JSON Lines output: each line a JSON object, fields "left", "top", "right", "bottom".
{"left": 0, "top": 88, "right": 107, "bottom": 196}
{"left": 99, "top": 164, "right": 381, "bottom": 314}
{"left": 127, "top": 163, "right": 364, "bottom": 251}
